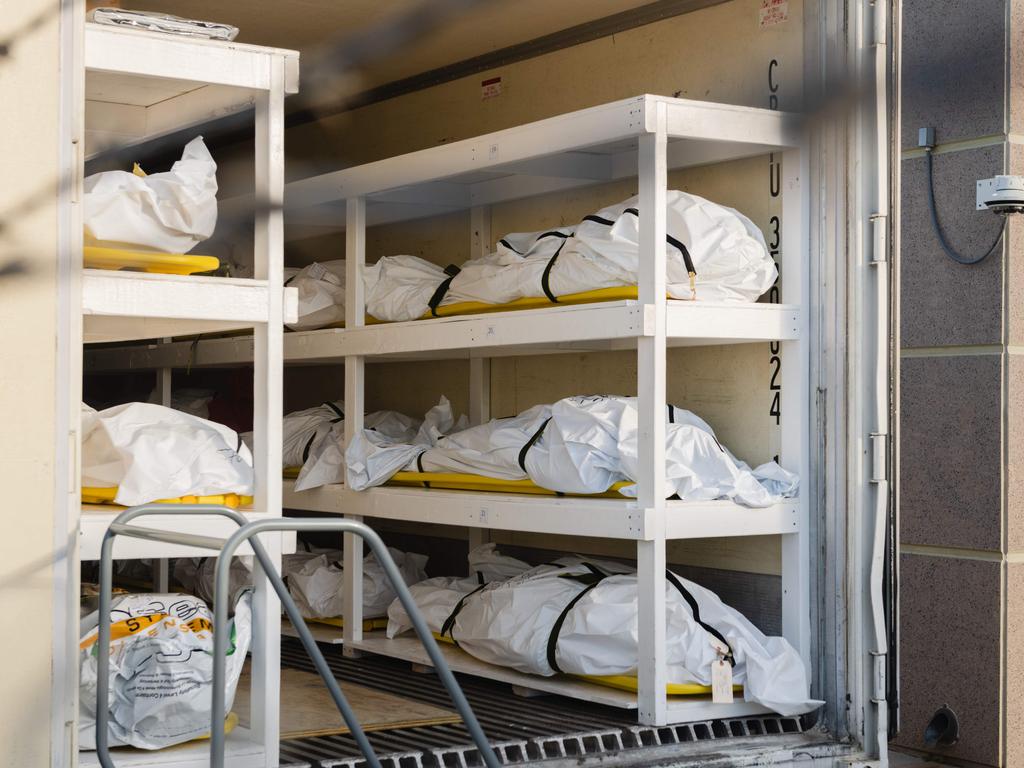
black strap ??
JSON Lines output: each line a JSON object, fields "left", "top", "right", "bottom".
{"left": 440, "top": 583, "right": 488, "bottom": 645}
{"left": 665, "top": 570, "right": 734, "bottom": 665}
{"left": 300, "top": 432, "right": 317, "bottom": 463}
{"left": 545, "top": 562, "right": 611, "bottom": 673}
{"left": 500, "top": 230, "right": 570, "bottom": 256}
{"left": 415, "top": 451, "right": 430, "bottom": 488}
{"left": 668, "top": 404, "right": 676, "bottom": 424}
{"left": 539, "top": 240, "right": 568, "bottom": 303}
{"left": 621, "top": 208, "right": 697, "bottom": 276}
{"left": 427, "top": 264, "right": 461, "bottom": 317}
{"left": 517, "top": 417, "right": 552, "bottom": 472}
{"left": 322, "top": 401, "right": 344, "bottom": 421}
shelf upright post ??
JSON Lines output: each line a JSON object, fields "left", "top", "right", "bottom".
{"left": 635, "top": 100, "right": 669, "bottom": 726}
{"left": 468, "top": 205, "right": 492, "bottom": 560}
{"left": 250, "top": 54, "right": 287, "bottom": 767}
{"left": 343, "top": 196, "right": 367, "bottom": 651}
{"left": 153, "top": 344, "right": 172, "bottom": 592}
{"left": 779, "top": 145, "right": 811, "bottom": 669}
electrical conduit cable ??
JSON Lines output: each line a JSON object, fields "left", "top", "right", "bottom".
{"left": 925, "top": 150, "right": 1006, "bottom": 265}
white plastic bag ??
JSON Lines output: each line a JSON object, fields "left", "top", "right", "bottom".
{"left": 389, "top": 556, "right": 821, "bottom": 717}
{"left": 79, "top": 591, "right": 252, "bottom": 750}
{"left": 288, "top": 547, "right": 429, "bottom": 619}
{"left": 285, "top": 261, "right": 347, "bottom": 330}
{"left": 81, "top": 402, "right": 254, "bottom": 505}
{"left": 84, "top": 136, "right": 218, "bottom": 253}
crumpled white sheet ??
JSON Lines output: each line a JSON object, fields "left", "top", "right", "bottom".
{"left": 184, "top": 546, "right": 428, "bottom": 620}
{"left": 293, "top": 399, "right": 460, "bottom": 492}
{"left": 81, "top": 402, "right": 253, "bottom": 505}
{"left": 84, "top": 136, "right": 218, "bottom": 253}
{"left": 346, "top": 395, "right": 797, "bottom": 507}
{"left": 287, "top": 546, "right": 429, "bottom": 619}
{"left": 285, "top": 260, "right": 346, "bottom": 330}
{"left": 388, "top": 554, "right": 821, "bottom": 717}
{"left": 343, "top": 396, "right": 468, "bottom": 492}
{"left": 79, "top": 591, "right": 251, "bottom": 750}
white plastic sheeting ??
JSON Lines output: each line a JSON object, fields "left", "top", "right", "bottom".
{"left": 340, "top": 396, "right": 468, "bottom": 492}
{"left": 79, "top": 591, "right": 251, "bottom": 750}
{"left": 288, "top": 547, "right": 429, "bottom": 619}
{"left": 83, "top": 136, "right": 218, "bottom": 253}
{"left": 284, "top": 260, "right": 346, "bottom": 330}
{"left": 346, "top": 395, "right": 797, "bottom": 507}
{"left": 182, "top": 546, "right": 428, "bottom": 620}
{"left": 387, "top": 544, "right": 532, "bottom": 635}
{"left": 282, "top": 191, "right": 775, "bottom": 324}
{"left": 389, "top": 555, "right": 820, "bottom": 717}
{"left": 447, "top": 191, "right": 775, "bottom": 306}
{"left": 81, "top": 402, "right": 253, "bottom": 505}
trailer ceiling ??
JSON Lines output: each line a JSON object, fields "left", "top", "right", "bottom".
{"left": 121, "top": 0, "right": 661, "bottom": 89}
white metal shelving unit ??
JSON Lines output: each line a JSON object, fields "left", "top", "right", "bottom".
{"left": 77, "top": 22, "right": 298, "bottom": 768}
{"left": 331, "top": 94, "right": 810, "bottom": 728}
{"left": 84, "top": 93, "right": 810, "bottom": 728}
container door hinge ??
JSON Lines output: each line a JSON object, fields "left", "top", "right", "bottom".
{"left": 869, "top": 432, "right": 888, "bottom": 483}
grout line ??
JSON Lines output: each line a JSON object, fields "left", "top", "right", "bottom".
{"left": 900, "top": 345, "right": 1002, "bottom": 358}
{"left": 901, "top": 135, "right": 1005, "bottom": 159}
{"left": 900, "top": 544, "right": 1003, "bottom": 562}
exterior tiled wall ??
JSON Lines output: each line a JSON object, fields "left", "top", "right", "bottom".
{"left": 897, "top": 1, "right": 1015, "bottom": 765}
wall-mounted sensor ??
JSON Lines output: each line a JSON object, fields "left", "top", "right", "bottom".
{"left": 977, "top": 175, "right": 1024, "bottom": 215}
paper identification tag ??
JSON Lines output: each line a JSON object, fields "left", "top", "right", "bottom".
{"left": 711, "top": 659, "right": 734, "bottom": 703}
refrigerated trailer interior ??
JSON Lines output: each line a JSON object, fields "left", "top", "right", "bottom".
{"left": 7, "top": 0, "right": 899, "bottom": 766}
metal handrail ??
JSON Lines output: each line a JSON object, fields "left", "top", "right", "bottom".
{"left": 95, "top": 504, "right": 499, "bottom": 768}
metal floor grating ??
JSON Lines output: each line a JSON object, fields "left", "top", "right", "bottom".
{"left": 276, "top": 638, "right": 808, "bottom": 767}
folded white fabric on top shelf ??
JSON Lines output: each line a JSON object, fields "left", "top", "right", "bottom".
{"left": 81, "top": 401, "right": 253, "bottom": 505}
{"left": 388, "top": 554, "right": 821, "bottom": 717}
{"left": 346, "top": 394, "right": 798, "bottom": 507}
{"left": 88, "top": 8, "right": 239, "bottom": 41}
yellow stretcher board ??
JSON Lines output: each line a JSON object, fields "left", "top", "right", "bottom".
{"left": 388, "top": 472, "right": 631, "bottom": 498}
{"left": 307, "top": 616, "right": 389, "bottom": 631}
{"left": 282, "top": 468, "right": 630, "bottom": 498}
{"left": 84, "top": 246, "right": 220, "bottom": 275}
{"left": 382, "top": 285, "right": 644, "bottom": 322}
{"left": 433, "top": 635, "right": 728, "bottom": 696}
{"left": 295, "top": 286, "right": 657, "bottom": 331}
{"left": 81, "top": 486, "right": 253, "bottom": 508}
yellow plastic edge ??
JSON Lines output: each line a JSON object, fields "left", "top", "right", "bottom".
{"left": 388, "top": 471, "right": 631, "bottom": 498}
{"left": 432, "top": 635, "right": 729, "bottom": 696}
{"left": 84, "top": 246, "right": 220, "bottom": 275}
{"left": 81, "top": 487, "right": 253, "bottom": 508}
{"left": 307, "top": 616, "right": 389, "bottom": 631}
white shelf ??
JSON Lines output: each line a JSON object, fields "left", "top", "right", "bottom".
{"left": 79, "top": 728, "right": 264, "bottom": 768}
{"left": 84, "top": 23, "right": 298, "bottom": 160}
{"left": 272, "top": 94, "right": 800, "bottom": 239}
{"left": 282, "top": 480, "right": 799, "bottom": 541}
{"left": 84, "top": 300, "right": 799, "bottom": 369}
{"left": 79, "top": 505, "right": 297, "bottom": 561}
{"left": 352, "top": 634, "right": 772, "bottom": 721}
{"left": 82, "top": 270, "right": 298, "bottom": 343}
